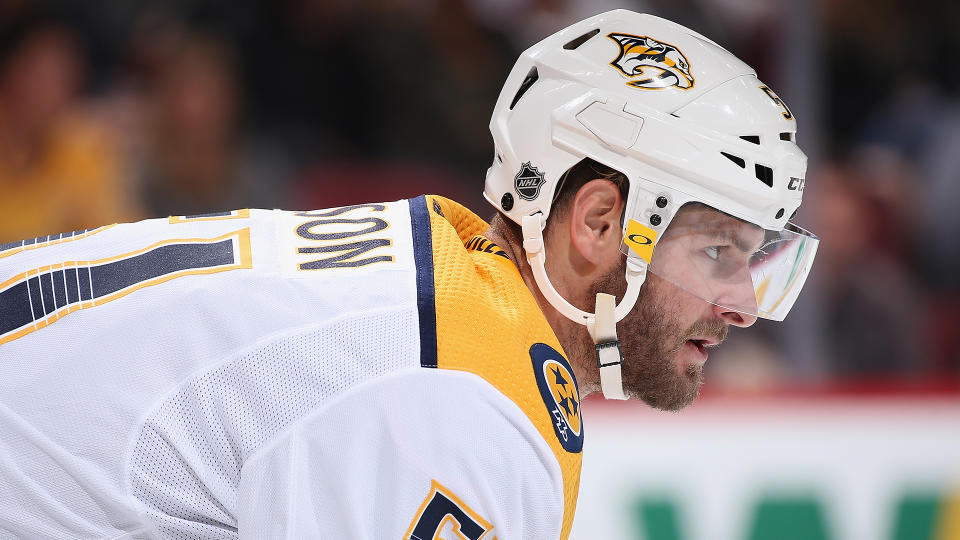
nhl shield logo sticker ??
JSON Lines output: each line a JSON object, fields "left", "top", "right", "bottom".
{"left": 514, "top": 162, "right": 546, "bottom": 201}
{"left": 530, "top": 343, "right": 583, "bottom": 453}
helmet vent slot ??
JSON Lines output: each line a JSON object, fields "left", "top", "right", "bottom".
{"left": 721, "top": 152, "right": 746, "bottom": 168}
{"left": 740, "top": 135, "right": 761, "bottom": 145}
{"left": 563, "top": 28, "right": 600, "bottom": 50}
{"left": 755, "top": 164, "right": 774, "bottom": 187}
{"left": 509, "top": 67, "right": 539, "bottom": 110}
{"left": 780, "top": 132, "right": 793, "bottom": 141}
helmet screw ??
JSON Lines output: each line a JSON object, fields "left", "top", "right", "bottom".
{"left": 775, "top": 208, "right": 784, "bottom": 219}
{"left": 650, "top": 214, "right": 662, "bottom": 226}
{"left": 656, "top": 196, "right": 668, "bottom": 208}
{"left": 501, "top": 193, "right": 514, "bottom": 211}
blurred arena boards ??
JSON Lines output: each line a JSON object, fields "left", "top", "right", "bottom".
{"left": 571, "top": 393, "right": 960, "bottom": 540}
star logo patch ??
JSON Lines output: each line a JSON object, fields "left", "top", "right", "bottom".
{"left": 530, "top": 343, "right": 583, "bottom": 453}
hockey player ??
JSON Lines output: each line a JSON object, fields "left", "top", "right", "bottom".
{"left": 0, "top": 10, "right": 817, "bottom": 539}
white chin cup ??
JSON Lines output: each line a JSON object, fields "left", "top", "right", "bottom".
{"left": 521, "top": 214, "right": 647, "bottom": 400}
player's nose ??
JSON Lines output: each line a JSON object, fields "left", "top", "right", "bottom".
{"left": 711, "top": 266, "right": 759, "bottom": 328}
{"left": 712, "top": 303, "right": 758, "bottom": 328}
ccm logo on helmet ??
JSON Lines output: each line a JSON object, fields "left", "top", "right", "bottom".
{"left": 608, "top": 33, "right": 694, "bottom": 90}
{"left": 788, "top": 177, "right": 805, "bottom": 192}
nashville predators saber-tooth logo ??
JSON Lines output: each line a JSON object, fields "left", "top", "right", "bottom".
{"left": 607, "top": 32, "right": 694, "bottom": 90}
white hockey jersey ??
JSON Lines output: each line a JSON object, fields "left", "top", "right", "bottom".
{"left": 0, "top": 196, "right": 583, "bottom": 539}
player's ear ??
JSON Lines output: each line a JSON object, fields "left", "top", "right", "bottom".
{"left": 568, "top": 179, "right": 624, "bottom": 266}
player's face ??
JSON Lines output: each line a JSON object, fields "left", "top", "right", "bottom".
{"left": 596, "top": 207, "right": 760, "bottom": 411}
{"left": 594, "top": 269, "right": 718, "bottom": 410}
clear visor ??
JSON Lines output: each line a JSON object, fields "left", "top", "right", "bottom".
{"left": 620, "top": 203, "right": 819, "bottom": 321}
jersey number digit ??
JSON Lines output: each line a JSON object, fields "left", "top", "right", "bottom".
{"left": 0, "top": 229, "right": 252, "bottom": 346}
{"left": 406, "top": 480, "right": 497, "bottom": 540}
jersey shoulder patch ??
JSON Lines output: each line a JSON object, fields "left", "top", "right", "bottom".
{"left": 530, "top": 343, "right": 583, "bottom": 453}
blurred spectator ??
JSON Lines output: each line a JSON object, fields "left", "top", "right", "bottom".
{"left": 359, "top": 0, "right": 514, "bottom": 174}
{"left": 918, "top": 107, "right": 960, "bottom": 373}
{"left": 247, "top": 0, "right": 514, "bottom": 213}
{"left": 131, "top": 26, "right": 292, "bottom": 216}
{"left": 807, "top": 163, "right": 926, "bottom": 377}
{"left": 0, "top": 6, "right": 139, "bottom": 243}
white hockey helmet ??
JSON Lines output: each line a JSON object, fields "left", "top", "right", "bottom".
{"left": 484, "top": 10, "right": 819, "bottom": 398}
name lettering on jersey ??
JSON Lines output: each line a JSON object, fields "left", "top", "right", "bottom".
{"left": 293, "top": 204, "right": 395, "bottom": 270}
{"left": 465, "top": 236, "right": 509, "bottom": 259}
{"left": 0, "top": 225, "right": 116, "bottom": 259}
{"left": 405, "top": 479, "right": 497, "bottom": 540}
{"left": 530, "top": 343, "right": 583, "bottom": 453}
{"left": 0, "top": 229, "right": 252, "bottom": 346}
{"left": 169, "top": 209, "right": 250, "bottom": 224}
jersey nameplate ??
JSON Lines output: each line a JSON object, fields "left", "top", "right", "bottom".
{"left": 530, "top": 343, "right": 583, "bottom": 453}
{"left": 285, "top": 204, "right": 401, "bottom": 274}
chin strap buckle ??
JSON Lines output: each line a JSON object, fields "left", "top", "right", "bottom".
{"left": 590, "top": 292, "right": 627, "bottom": 400}
{"left": 596, "top": 341, "right": 624, "bottom": 368}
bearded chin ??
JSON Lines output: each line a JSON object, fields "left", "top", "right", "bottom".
{"left": 626, "top": 348, "right": 704, "bottom": 411}
{"left": 593, "top": 268, "right": 706, "bottom": 411}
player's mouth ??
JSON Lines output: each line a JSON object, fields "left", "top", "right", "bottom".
{"left": 684, "top": 337, "right": 719, "bottom": 364}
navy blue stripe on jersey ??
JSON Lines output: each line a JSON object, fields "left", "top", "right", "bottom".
{"left": 65, "top": 268, "right": 79, "bottom": 304}
{"left": 89, "top": 240, "right": 234, "bottom": 298}
{"left": 0, "top": 282, "right": 33, "bottom": 335}
{"left": 28, "top": 277, "right": 43, "bottom": 319}
{"left": 0, "top": 231, "right": 249, "bottom": 345}
{"left": 169, "top": 210, "right": 248, "bottom": 223}
{"left": 409, "top": 196, "right": 438, "bottom": 369}
{"left": 184, "top": 211, "right": 234, "bottom": 219}
{"left": 78, "top": 268, "right": 92, "bottom": 301}
{"left": 53, "top": 270, "right": 67, "bottom": 309}
{"left": 40, "top": 272, "right": 55, "bottom": 315}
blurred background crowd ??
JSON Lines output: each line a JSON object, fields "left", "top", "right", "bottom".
{"left": 0, "top": 0, "right": 957, "bottom": 389}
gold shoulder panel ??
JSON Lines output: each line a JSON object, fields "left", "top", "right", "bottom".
{"left": 424, "top": 195, "right": 582, "bottom": 539}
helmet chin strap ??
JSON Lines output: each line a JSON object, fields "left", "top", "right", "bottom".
{"left": 521, "top": 214, "right": 647, "bottom": 400}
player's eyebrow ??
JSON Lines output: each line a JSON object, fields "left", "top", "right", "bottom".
{"left": 702, "top": 228, "right": 766, "bottom": 254}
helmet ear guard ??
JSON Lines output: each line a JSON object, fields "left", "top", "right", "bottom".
{"left": 485, "top": 10, "right": 816, "bottom": 400}
{"left": 521, "top": 213, "right": 647, "bottom": 400}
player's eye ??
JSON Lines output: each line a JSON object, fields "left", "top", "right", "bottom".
{"left": 704, "top": 246, "right": 725, "bottom": 261}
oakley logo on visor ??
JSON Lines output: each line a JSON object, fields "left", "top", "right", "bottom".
{"left": 624, "top": 219, "right": 658, "bottom": 262}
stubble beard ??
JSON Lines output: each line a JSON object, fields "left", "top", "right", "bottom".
{"left": 592, "top": 267, "right": 724, "bottom": 411}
